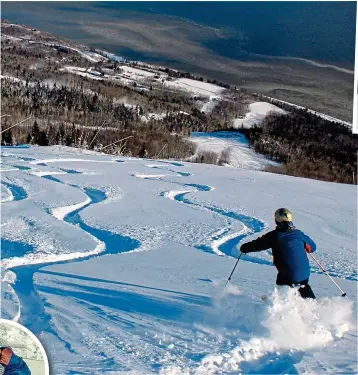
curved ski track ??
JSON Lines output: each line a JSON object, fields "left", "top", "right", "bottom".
{"left": 1, "top": 159, "right": 140, "bottom": 337}
{"left": 132, "top": 164, "right": 267, "bottom": 260}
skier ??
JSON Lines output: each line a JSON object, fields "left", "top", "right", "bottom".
{"left": 0, "top": 347, "right": 31, "bottom": 375}
{"left": 240, "top": 208, "right": 316, "bottom": 299}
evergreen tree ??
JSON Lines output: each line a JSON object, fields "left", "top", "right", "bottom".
{"left": 138, "top": 143, "right": 147, "bottom": 158}
{"left": 38, "top": 131, "right": 48, "bottom": 146}
{"left": 26, "top": 132, "right": 32, "bottom": 144}
{"left": 55, "top": 124, "right": 66, "bottom": 145}
{"left": 31, "top": 120, "right": 41, "bottom": 144}
{"left": 2, "top": 129, "right": 13, "bottom": 145}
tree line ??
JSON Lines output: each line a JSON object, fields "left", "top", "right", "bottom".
{"left": 242, "top": 109, "right": 357, "bottom": 184}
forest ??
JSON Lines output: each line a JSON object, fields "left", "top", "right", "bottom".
{"left": 242, "top": 108, "right": 357, "bottom": 184}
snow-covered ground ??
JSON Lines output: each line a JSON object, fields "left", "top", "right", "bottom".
{"left": 120, "top": 66, "right": 156, "bottom": 80}
{"left": 163, "top": 78, "right": 226, "bottom": 114}
{"left": 1, "top": 33, "right": 23, "bottom": 42}
{"left": 0, "top": 74, "right": 24, "bottom": 83}
{"left": 200, "top": 96, "right": 221, "bottom": 114}
{"left": 59, "top": 64, "right": 161, "bottom": 88}
{"left": 59, "top": 66, "right": 105, "bottom": 81}
{"left": 165, "top": 78, "right": 226, "bottom": 98}
{"left": 260, "top": 96, "right": 353, "bottom": 128}
{"left": 0, "top": 146, "right": 356, "bottom": 375}
{"left": 233, "top": 102, "right": 287, "bottom": 128}
{"left": 190, "top": 131, "right": 280, "bottom": 170}
{"left": 79, "top": 50, "right": 107, "bottom": 63}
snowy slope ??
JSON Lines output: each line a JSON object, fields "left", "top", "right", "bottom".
{"left": 190, "top": 131, "right": 280, "bottom": 170}
{"left": 0, "top": 146, "right": 356, "bottom": 375}
{"left": 165, "top": 78, "right": 225, "bottom": 98}
{"left": 260, "top": 96, "right": 353, "bottom": 128}
{"left": 233, "top": 102, "right": 287, "bottom": 128}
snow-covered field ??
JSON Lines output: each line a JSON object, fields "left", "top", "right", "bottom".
{"left": 59, "top": 66, "right": 105, "bottom": 81}
{"left": 233, "top": 102, "right": 287, "bottom": 129}
{"left": 190, "top": 131, "right": 280, "bottom": 170}
{"left": 165, "top": 78, "right": 226, "bottom": 98}
{"left": 120, "top": 66, "right": 156, "bottom": 80}
{"left": 1, "top": 146, "right": 357, "bottom": 375}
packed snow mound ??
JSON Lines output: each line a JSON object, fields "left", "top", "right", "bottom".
{"left": 161, "top": 287, "right": 353, "bottom": 375}
{"left": 233, "top": 102, "right": 287, "bottom": 129}
{"left": 1, "top": 183, "right": 14, "bottom": 203}
{"left": 1, "top": 270, "right": 17, "bottom": 284}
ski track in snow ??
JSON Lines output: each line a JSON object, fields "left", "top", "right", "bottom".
{"left": 1, "top": 180, "right": 28, "bottom": 202}
{"left": 2, "top": 154, "right": 354, "bottom": 281}
{"left": 30, "top": 158, "right": 119, "bottom": 165}
{"left": 132, "top": 165, "right": 267, "bottom": 259}
{"left": 2, "top": 154, "right": 268, "bottom": 335}
{"left": 1, "top": 159, "right": 140, "bottom": 336}
{"left": 131, "top": 163, "right": 355, "bottom": 279}
{"left": 1, "top": 183, "right": 14, "bottom": 203}
{"left": 146, "top": 164, "right": 193, "bottom": 177}
{"left": 175, "top": 190, "right": 266, "bottom": 258}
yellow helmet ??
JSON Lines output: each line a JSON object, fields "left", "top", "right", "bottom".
{"left": 274, "top": 208, "right": 293, "bottom": 223}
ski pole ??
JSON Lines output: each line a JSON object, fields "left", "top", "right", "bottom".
{"left": 224, "top": 252, "right": 243, "bottom": 290}
{"left": 309, "top": 253, "right": 347, "bottom": 297}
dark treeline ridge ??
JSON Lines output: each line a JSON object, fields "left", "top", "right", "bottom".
{"left": 1, "top": 77, "right": 246, "bottom": 159}
{"left": 241, "top": 107, "right": 357, "bottom": 184}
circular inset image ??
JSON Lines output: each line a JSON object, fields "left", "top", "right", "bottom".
{"left": 0, "top": 319, "right": 49, "bottom": 375}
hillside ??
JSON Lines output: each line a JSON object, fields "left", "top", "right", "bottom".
{"left": 1, "top": 20, "right": 356, "bottom": 185}
{"left": 1, "top": 21, "right": 251, "bottom": 155}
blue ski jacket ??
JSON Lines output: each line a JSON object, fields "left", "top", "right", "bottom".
{"left": 0, "top": 348, "right": 31, "bottom": 375}
{"left": 240, "top": 227, "right": 316, "bottom": 283}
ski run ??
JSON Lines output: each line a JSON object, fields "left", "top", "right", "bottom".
{"left": 1, "top": 145, "right": 356, "bottom": 375}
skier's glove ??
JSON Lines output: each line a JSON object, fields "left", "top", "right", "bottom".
{"left": 305, "top": 244, "right": 312, "bottom": 253}
{"left": 0, "top": 347, "right": 12, "bottom": 366}
{"left": 240, "top": 243, "right": 249, "bottom": 254}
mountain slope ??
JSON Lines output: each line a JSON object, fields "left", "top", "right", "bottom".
{"left": 1, "top": 145, "right": 356, "bottom": 374}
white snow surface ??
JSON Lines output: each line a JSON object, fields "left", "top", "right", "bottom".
{"left": 1, "top": 183, "right": 14, "bottom": 203}
{"left": 233, "top": 102, "right": 287, "bottom": 128}
{"left": 0, "top": 146, "right": 356, "bottom": 375}
{"left": 165, "top": 78, "right": 226, "bottom": 98}
{"left": 200, "top": 96, "right": 220, "bottom": 114}
{"left": 120, "top": 66, "right": 156, "bottom": 79}
{"left": 80, "top": 50, "right": 107, "bottom": 63}
{"left": 190, "top": 131, "right": 280, "bottom": 170}
{"left": 260, "top": 96, "right": 353, "bottom": 128}
{"left": 0, "top": 74, "right": 24, "bottom": 83}
{"left": 60, "top": 66, "right": 105, "bottom": 81}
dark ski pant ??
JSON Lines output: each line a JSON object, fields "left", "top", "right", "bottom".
{"left": 276, "top": 273, "right": 316, "bottom": 299}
